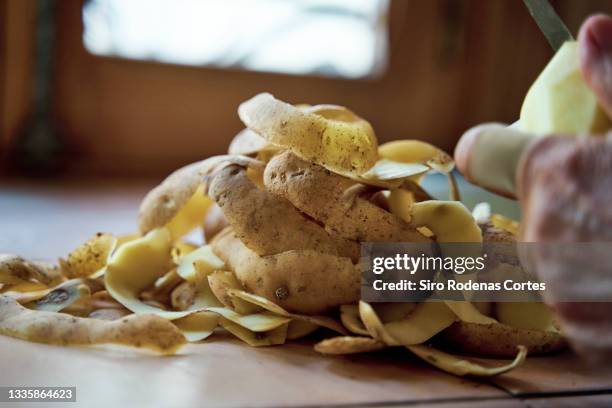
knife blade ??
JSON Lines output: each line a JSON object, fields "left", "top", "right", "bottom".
{"left": 523, "top": 0, "right": 574, "bottom": 51}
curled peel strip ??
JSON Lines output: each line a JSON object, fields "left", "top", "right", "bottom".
{"left": 238, "top": 93, "right": 378, "bottom": 177}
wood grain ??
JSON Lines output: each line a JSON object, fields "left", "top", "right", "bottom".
{"left": 0, "top": 179, "right": 610, "bottom": 407}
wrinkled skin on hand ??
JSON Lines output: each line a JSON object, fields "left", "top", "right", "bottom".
{"left": 454, "top": 15, "right": 612, "bottom": 364}
{"left": 518, "top": 135, "right": 612, "bottom": 363}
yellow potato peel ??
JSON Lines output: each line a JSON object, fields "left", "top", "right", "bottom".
{"left": 228, "top": 289, "right": 347, "bottom": 335}
{"left": 105, "top": 228, "right": 219, "bottom": 319}
{"left": 173, "top": 312, "right": 219, "bottom": 342}
{"left": 407, "top": 344, "right": 527, "bottom": 377}
{"left": 205, "top": 307, "right": 291, "bottom": 332}
{"left": 384, "top": 302, "right": 457, "bottom": 345}
{"left": 59, "top": 233, "right": 117, "bottom": 279}
{"left": 218, "top": 317, "right": 288, "bottom": 347}
{"left": 315, "top": 336, "right": 386, "bottom": 355}
{"left": 339, "top": 304, "right": 369, "bottom": 336}
{"left": 176, "top": 245, "right": 225, "bottom": 283}
{"left": 238, "top": 93, "right": 378, "bottom": 176}
{"left": 0, "top": 295, "right": 186, "bottom": 354}
{"left": 378, "top": 140, "right": 455, "bottom": 173}
{"left": 410, "top": 201, "right": 482, "bottom": 243}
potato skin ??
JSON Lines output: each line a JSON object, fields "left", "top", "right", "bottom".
{"left": 264, "top": 151, "right": 432, "bottom": 243}
{"left": 238, "top": 93, "right": 378, "bottom": 176}
{"left": 203, "top": 203, "right": 229, "bottom": 242}
{"left": 440, "top": 321, "right": 566, "bottom": 358}
{"left": 210, "top": 229, "right": 360, "bottom": 314}
{"left": 139, "top": 155, "right": 257, "bottom": 234}
{"left": 208, "top": 163, "right": 359, "bottom": 260}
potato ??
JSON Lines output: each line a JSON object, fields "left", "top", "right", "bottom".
{"left": 210, "top": 230, "right": 360, "bottom": 314}
{"left": 0, "top": 295, "right": 186, "bottom": 354}
{"left": 207, "top": 163, "right": 359, "bottom": 260}
{"left": 238, "top": 93, "right": 378, "bottom": 176}
{"left": 264, "top": 151, "right": 431, "bottom": 243}
{"left": 138, "top": 155, "right": 258, "bottom": 237}
{"left": 441, "top": 321, "right": 565, "bottom": 357}
{"left": 520, "top": 41, "right": 611, "bottom": 135}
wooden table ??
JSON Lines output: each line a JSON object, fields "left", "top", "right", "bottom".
{"left": 1, "top": 178, "right": 610, "bottom": 408}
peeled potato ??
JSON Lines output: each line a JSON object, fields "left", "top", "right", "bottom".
{"left": 520, "top": 41, "right": 612, "bottom": 135}
{"left": 238, "top": 93, "right": 378, "bottom": 176}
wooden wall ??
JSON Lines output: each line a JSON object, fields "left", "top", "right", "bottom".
{"left": 3, "top": 0, "right": 612, "bottom": 176}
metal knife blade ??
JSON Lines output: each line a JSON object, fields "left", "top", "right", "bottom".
{"left": 523, "top": 0, "right": 574, "bottom": 51}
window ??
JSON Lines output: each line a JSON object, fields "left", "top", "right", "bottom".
{"left": 82, "top": 0, "right": 389, "bottom": 79}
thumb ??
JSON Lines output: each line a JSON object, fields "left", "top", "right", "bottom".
{"left": 454, "top": 123, "right": 535, "bottom": 198}
{"left": 579, "top": 14, "right": 612, "bottom": 119}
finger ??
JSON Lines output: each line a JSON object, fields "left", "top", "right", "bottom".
{"left": 454, "top": 123, "right": 536, "bottom": 198}
{"left": 517, "top": 135, "right": 612, "bottom": 242}
{"left": 517, "top": 136, "right": 612, "bottom": 362}
{"left": 579, "top": 14, "right": 612, "bottom": 119}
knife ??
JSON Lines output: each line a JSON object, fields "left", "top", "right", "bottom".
{"left": 522, "top": 0, "right": 574, "bottom": 51}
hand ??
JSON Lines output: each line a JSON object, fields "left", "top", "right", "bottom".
{"left": 454, "top": 15, "right": 612, "bottom": 363}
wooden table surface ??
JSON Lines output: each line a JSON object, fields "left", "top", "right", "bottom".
{"left": 1, "top": 177, "right": 610, "bottom": 408}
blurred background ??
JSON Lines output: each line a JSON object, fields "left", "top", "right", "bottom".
{"left": 2, "top": 0, "right": 612, "bottom": 177}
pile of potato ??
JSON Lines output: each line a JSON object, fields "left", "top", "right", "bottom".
{"left": 0, "top": 93, "right": 565, "bottom": 378}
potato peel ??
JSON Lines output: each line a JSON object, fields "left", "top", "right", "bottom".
{"left": 176, "top": 245, "right": 225, "bottom": 284}
{"left": 105, "top": 228, "right": 219, "bottom": 319}
{"left": 442, "top": 321, "right": 565, "bottom": 357}
{"left": 138, "top": 155, "right": 258, "bottom": 237}
{"left": 340, "top": 304, "right": 370, "bottom": 336}
{"left": 407, "top": 344, "right": 527, "bottom": 377}
{"left": 218, "top": 317, "right": 288, "bottom": 347}
{"left": 384, "top": 302, "right": 457, "bottom": 345}
{"left": 238, "top": 93, "right": 378, "bottom": 176}
{"left": 0, "top": 295, "right": 186, "bottom": 354}
{"left": 228, "top": 290, "right": 347, "bottom": 335}
{"left": 378, "top": 140, "right": 455, "bottom": 173}
{"left": 315, "top": 336, "right": 386, "bottom": 355}
{"left": 173, "top": 312, "right": 219, "bottom": 342}
{"left": 59, "top": 233, "right": 117, "bottom": 279}
{"left": 0, "top": 254, "right": 60, "bottom": 286}
{"left": 27, "top": 279, "right": 91, "bottom": 313}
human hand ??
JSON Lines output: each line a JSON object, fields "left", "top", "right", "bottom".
{"left": 454, "top": 14, "right": 612, "bottom": 362}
